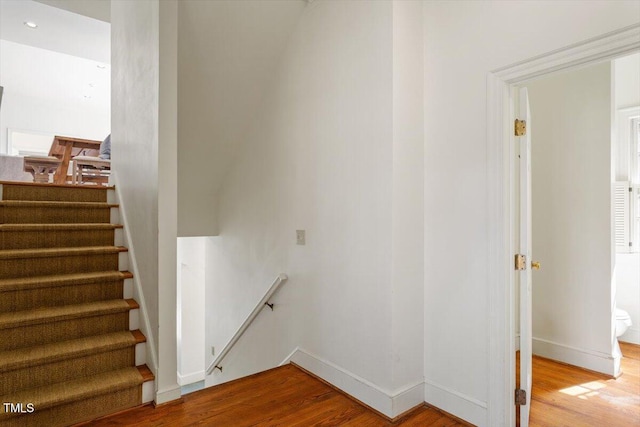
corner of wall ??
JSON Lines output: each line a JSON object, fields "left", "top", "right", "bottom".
{"left": 287, "top": 348, "right": 425, "bottom": 419}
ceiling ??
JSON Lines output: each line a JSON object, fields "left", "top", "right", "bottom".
{"left": 35, "top": 0, "right": 110, "bottom": 23}
{"left": 0, "top": 0, "right": 110, "bottom": 63}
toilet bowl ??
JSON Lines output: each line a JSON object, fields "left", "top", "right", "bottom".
{"left": 616, "top": 308, "right": 632, "bottom": 337}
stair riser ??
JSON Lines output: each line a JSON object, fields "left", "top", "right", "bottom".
{"left": 0, "top": 206, "right": 111, "bottom": 224}
{"left": 0, "top": 312, "right": 129, "bottom": 351}
{"left": 0, "top": 253, "right": 120, "bottom": 280}
{"left": 0, "top": 185, "right": 107, "bottom": 203}
{"left": 0, "top": 281, "right": 124, "bottom": 313}
{"left": 0, "top": 229, "right": 115, "bottom": 250}
{"left": 0, "top": 385, "right": 141, "bottom": 427}
{"left": 0, "top": 347, "right": 135, "bottom": 395}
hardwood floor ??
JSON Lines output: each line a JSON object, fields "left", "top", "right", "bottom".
{"left": 81, "top": 364, "right": 467, "bottom": 426}
{"left": 83, "top": 343, "right": 639, "bottom": 426}
{"left": 520, "top": 342, "right": 640, "bottom": 427}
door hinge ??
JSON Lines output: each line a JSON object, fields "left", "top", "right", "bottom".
{"left": 515, "top": 254, "right": 527, "bottom": 271}
{"left": 515, "top": 389, "right": 527, "bottom": 406}
{"left": 515, "top": 119, "right": 527, "bottom": 136}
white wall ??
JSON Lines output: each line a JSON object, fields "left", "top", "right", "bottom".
{"left": 204, "top": 0, "right": 424, "bottom": 418}
{"left": 527, "top": 63, "right": 614, "bottom": 373}
{"left": 177, "top": 237, "right": 206, "bottom": 385}
{"left": 205, "top": 0, "right": 393, "bottom": 387}
{"left": 615, "top": 53, "right": 640, "bottom": 110}
{"left": 176, "top": 0, "right": 305, "bottom": 238}
{"left": 0, "top": 40, "right": 110, "bottom": 154}
{"left": 422, "top": 1, "right": 640, "bottom": 425}
{"left": 111, "top": 0, "right": 179, "bottom": 405}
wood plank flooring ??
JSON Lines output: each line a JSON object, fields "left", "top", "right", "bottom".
{"left": 80, "top": 364, "right": 466, "bottom": 426}
{"left": 520, "top": 342, "right": 640, "bottom": 427}
{"left": 82, "top": 343, "right": 639, "bottom": 426}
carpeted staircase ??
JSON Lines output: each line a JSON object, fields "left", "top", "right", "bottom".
{"left": 0, "top": 182, "right": 154, "bottom": 427}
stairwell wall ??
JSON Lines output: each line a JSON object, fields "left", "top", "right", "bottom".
{"left": 111, "top": 0, "right": 180, "bottom": 404}
{"left": 205, "top": 0, "right": 395, "bottom": 404}
{"left": 204, "top": 0, "right": 426, "bottom": 418}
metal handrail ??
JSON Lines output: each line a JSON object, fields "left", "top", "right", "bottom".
{"left": 206, "top": 273, "right": 288, "bottom": 374}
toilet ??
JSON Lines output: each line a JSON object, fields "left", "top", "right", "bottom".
{"left": 616, "top": 308, "right": 632, "bottom": 337}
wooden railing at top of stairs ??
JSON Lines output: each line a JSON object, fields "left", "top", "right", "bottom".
{"left": 48, "top": 136, "right": 102, "bottom": 184}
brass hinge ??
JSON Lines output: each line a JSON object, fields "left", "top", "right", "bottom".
{"left": 515, "top": 254, "right": 526, "bottom": 271}
{"left": 515, "top": 389, "right": 527, "bottom": 405}
{"left": 515, "top": 119, "right": 527, "bottom": 136}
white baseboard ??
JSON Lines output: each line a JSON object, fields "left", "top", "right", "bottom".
{"left": 619, "top": 327, "right": 640, "bottom": 345}
{"left": 532, "top": 337, "right": 618, "bottom": 376}
{"left": 155, "top": 385, "right": 182, "bottom": 405}
{"left": 284, "top": 347, "right": 424, "bottom": 419}
{"left": 178, "top": 370, "right": 205, "bottom": 386}
{"left": 424, "top": 379, "right": 488, "bottom": 427}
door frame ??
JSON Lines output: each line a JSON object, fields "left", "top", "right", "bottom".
{"left": 486, "top": 23, "right": 640, "bottom": 427}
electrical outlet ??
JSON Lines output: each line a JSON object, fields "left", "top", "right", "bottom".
{"left": 211, "top": 346, "right": 215, "bottom": 356}
{"left": 296, "top": 230, "right": 306, "bottom": 245}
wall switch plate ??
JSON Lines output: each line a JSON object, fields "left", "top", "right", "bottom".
{"left": 296, "top": 230, "right": 306, "bottom": 245}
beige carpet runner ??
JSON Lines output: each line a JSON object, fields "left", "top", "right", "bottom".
{"left": 0, "top": 182, "right": 152, "bottom": 427}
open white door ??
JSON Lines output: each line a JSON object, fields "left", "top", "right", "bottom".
{"left": 516, "top": 86, "right": 533, "bottom": 427}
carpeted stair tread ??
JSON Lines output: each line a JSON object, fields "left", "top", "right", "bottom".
{"left": 0, "top": 200, "right": 117, "bottom": 208}
{"left": 0, "top": 181, "right": 114, "bottom": 189}
{"left": 0, "top": 182, "right": 112, "bottom": 204}
{"left": 0, "top": 330, "right": 144, "bottom": 373}
{"left": 0, "top": 271, "right": 132, "bottom": 293}
{"left": 0, "top": 299, "right": 138, "bottom": 330}
{"left": 0, "top": 223, "right": 123, "bottom": 231}
{"left": 0, "top": 366, "right": 144, "bottom": 417}
{"left": 0, "top": 246, "right": 127, "bottom": 260}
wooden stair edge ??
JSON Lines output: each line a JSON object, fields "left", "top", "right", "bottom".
{"left": 0, "top": 245, "right": 129, "bottom": 260}
{"left": 0, "top": 200, "right": 118, "bottom": 208}
{"left": 0, "top": 367, "right": 145, "bottom": 418}
{"left": 0, "top": 271, "right": 133, "bottom": 292}
{"left": 0, "top": 181, "right": 114, "bottom": 190}
{"left": 0, "top": 330, "right": 145, "bottom": 372}
{"left": 0, "top": 223, "right": 124, "bottom": 230}
{"left": 131, "top": 330, "right": 147, "bottom": 344}
{"left": 137, "top": 365, "right": 154, "bottom": 382}
{"left": 0, "top": 299, "right": 138, "bottom": 329}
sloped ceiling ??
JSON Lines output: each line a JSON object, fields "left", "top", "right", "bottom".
{"left": 177, "top": 0, "right": 306, "bottom": 236}
{"left": 35, "top": 0, "right": 110, "bottom": 23}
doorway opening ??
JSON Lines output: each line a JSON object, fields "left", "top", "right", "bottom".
{"left": 177, "top": 236, "right": 208, "bottom": 395}
{"left": 512, "top": 54, "right": 640, "bottom": 426}
{"left": 485, "top": 23, "right": 640, "bottom": 427}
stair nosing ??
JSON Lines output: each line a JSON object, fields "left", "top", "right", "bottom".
{"left": 0, "top": 200, "right": 118, "bottom": 208}
{"left": 0, "top": 366, "right": 145, "bottom": 416}
{"left": 0, "top": 330, "right": 144, "bottom": 373}
{"left": 0, "top": 223, "right": 123, "bottom": 231}
{"left": 0, "top": 181, "right": 114, "bottom": 190}
{"left": 0, "top": 299, "right": 138, "bottom": 330}
{"left": 0, "top": 246, "right": 128, "bottom": 260}
{"left": 0, "top": 271, "right": 133, "bottom": 293}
